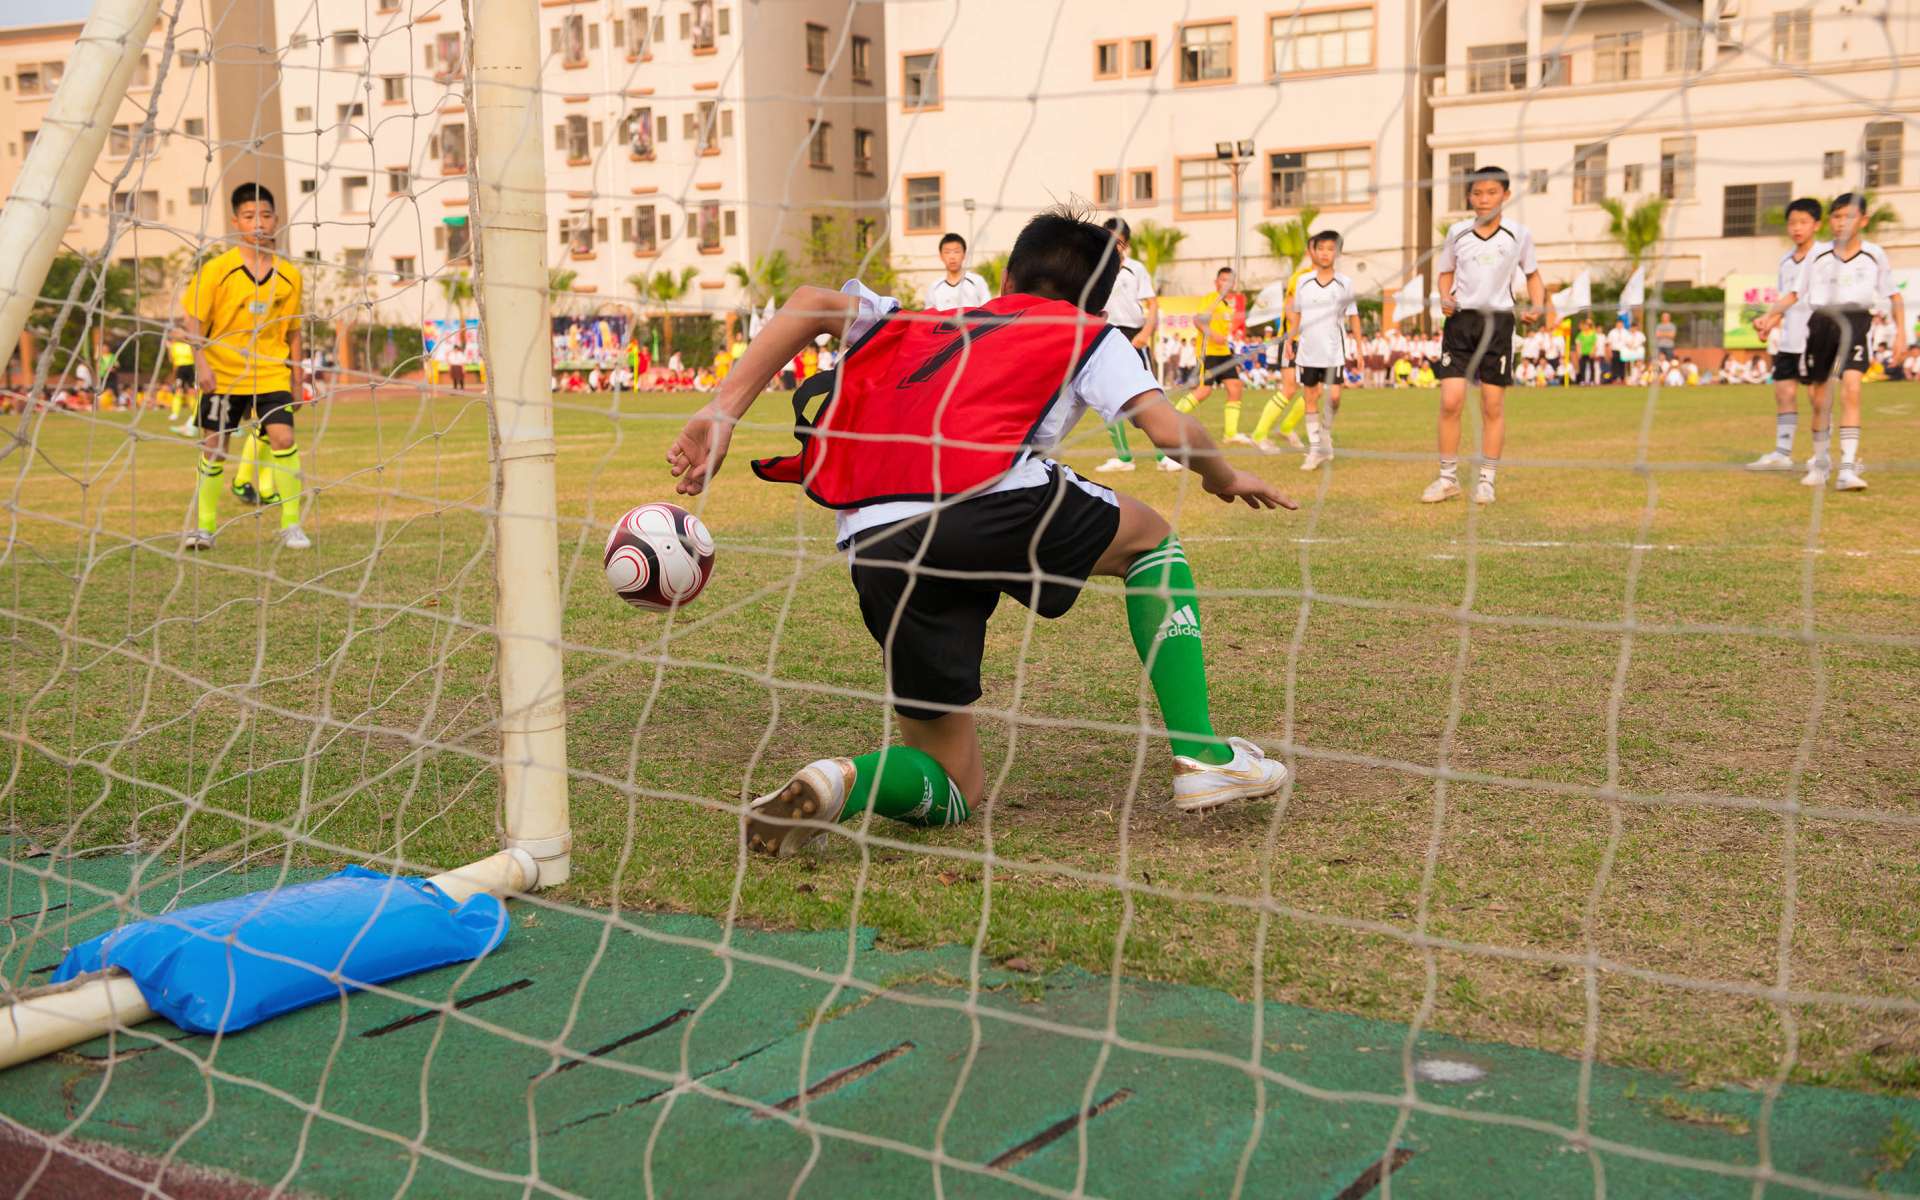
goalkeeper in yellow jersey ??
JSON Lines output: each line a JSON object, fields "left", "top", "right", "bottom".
{"left": 180, "top": 183, "right": 309, "bottom": 551}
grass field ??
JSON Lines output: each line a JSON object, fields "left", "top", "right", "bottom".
{"left": 2, "top": 377, "right": 1916, "bottom": 1103}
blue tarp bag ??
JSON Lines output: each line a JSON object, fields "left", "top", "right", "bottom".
{"left": 53, "top": 865, "right": 509, "bottom": 1034}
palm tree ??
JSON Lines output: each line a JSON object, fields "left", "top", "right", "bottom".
{"left": 975, "top": 251, "right": 1010, "bottom": 295}
{"left": 629, "top": 266, "right": 698, "bottom": 355}
{"left": 548, "top": 267, "right": 578, "bottom": 315}
{"left": 1129, "top": 220, "right": 1187, "bottom": 288}
{"left": 1253, "top": 204, "right": 1321, "bottom": 281}
{"left": 437, "top": 269, "right": 473, "bottom": 323}
{"left": 1597, "top": 196, "right": 1669, "bottom": 278}
{"left": 725, "top": 249, "right": 794, "bottom": 307}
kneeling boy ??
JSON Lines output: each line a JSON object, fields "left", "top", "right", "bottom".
{"left": 666, "top": 208, "right": 1296, "bottom": 856}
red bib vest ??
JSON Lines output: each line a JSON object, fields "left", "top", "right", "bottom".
{"left": 751, "top": 293, "right": 1117, "bottom": 509}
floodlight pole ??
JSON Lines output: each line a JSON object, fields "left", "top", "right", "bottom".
{"left": 0, "top": 0, "right": 163, "bottom": 379}
{"left": 467, "top": 0, "right": 571, "bottom": 887}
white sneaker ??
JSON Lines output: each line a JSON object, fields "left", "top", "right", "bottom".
{"left": 1224, "top": 433, "right": 1255, "bottom": 447}
{"left": 1094, "top": 457, "right": 1136, "bottom": 473}
{"left": 1156, "top": 457, "right": 1186, "bottom": 472}
{"left": 1171, "top": 737, "right": 1288, "bottom": 813}
{"left": 182, "top": 529, "right": 214, "bottom": 552}
{"left": 278, "top": 525, "right": 312, "bottom": 550}
{"left": 1299, "top": 451, "right": 1328, "bottom": 471}
{"left": 1285, "top": 431, "right": 1305, "bottom": 450}
{"left": 1835, "top": 466, "right": 1868, "bottom": 492}
{"left": 1473, "top": 479, "right": 1496, "bottom": 505}
{"left": 1800, "top": 460, "right": 1829, "bottom": 488}
{"left": 1255, "top": 438, "right": 1283, "bottom": 455}
{"left": 1420, "top": 477, "right": 1462, "bottom": 504}
{"left": 746, "top": 757, "right": 853, "bottom": 857}
{"left": 1746, "top": 450, "right": 1796, "bottom": 471}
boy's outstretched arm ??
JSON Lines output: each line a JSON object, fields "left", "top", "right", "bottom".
{"left": 667, "top": 285, "right": 859, "bottom": 495}
{"left": 1125, "top": 391, "right": 1296, "bottom": 510}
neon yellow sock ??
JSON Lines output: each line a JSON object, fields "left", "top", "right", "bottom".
{"left": 1223, "top": 399, "right": 1243, "bottom": 439}
{"left": 1251, "top": 398, "right": 1285, "bottom": 441}
{"left": 168, "top": 394, "right": 182, "bottom": 420}
{"left": 1174, "top": 393, "right": 1200, "bottom": 414}
{"left": 234, "top": 432, "right": 259, "bottom": 490}
{"left": 1278, "top": 393, "right": 1306, "bottom": 435}
{"left": 195, "top": 455, "right": 222, "bottom": 533}
{"left": 270, "top": 445, "right": 301, "bottom": 528}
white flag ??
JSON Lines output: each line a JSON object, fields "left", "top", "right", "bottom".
{"left": 749, "top": 297, "right": 775, "bottom": 338}
{"left": 1618, "top": 266, "right": 1646, "bottom": 309}
{"left": 1553, "top": 270, "right": 1592, "bottom": 316}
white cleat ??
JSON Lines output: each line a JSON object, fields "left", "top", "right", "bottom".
{"left": 1094, "top": 457, "right": 1136, "bottom": 474}
{"left": 1172, "top": 737, "right": 1288, "bottom": 813}
{"left": 1473, "top": 479, "right": 1496, "bottom": 505}
{"left": 1285, "top": 431, "right": 1306, "bottom": 450}
{"left": 278, "top": 525, "right": 312, "bottom": 550}
{"left": 182, "top": 529, "right": 214, "bottom": 552}
{"left": 1223, "top": 433, "right": 1256, "bottom": 447}
{"left": 746, "top": 757, "right": 853, "bottom": 857}
{"left": 1255, "top": 438, "right": 1284, "bottom": 455}
{"left": 1420, "top": 477, "right": 1462, "bottom": 504}
{"left": 1800, "top": 460, "right": 1829, "bottom": 488}
{"left": 1746, "top": 450, "right": 1796, "bottom": 471}
{"left": 1299, "top": 451, "right": 1328, "bottom": 471}
{"left": 1156, "top": 456, "right": 1186, "bottom": 472}
{"left": 1834, "top": 466, "right": 1868, "bottom": 492}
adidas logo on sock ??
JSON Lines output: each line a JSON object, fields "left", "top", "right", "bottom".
{"left": 1154, "top": 604, "right": 1201, "bottom": 644}
{"left": 907, "top": 779, "right": 934, "bottom": 822}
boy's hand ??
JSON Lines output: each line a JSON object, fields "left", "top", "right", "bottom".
{"left": 1753, "top": 313, "right": 1778, "bottom": 336}
{"left": 1203, "top": 468, "right": 1297, "bottom": 511}
{"left": 667, "top": 404, "right": 734, "bottom": 496}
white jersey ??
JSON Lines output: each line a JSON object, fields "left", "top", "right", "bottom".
{"left": 1436, "top": 217, "right": 1537, "bottom": 313}
{"left": 926, "top": 271, "right": 993, "bottom": 311}
{"left": 1806, "top": 240, "right": 1894, "bottom": 311}
{"left": 1104, "top": 258, "right": 1156, "bottom": 329}
{"left": 1774, "top": 241, "right": 1826, "bottom": 353}
{"left": 1292, "top": 271, "right": 1358, "bottom": 369}
{"left": 833, "top": 280, "right": 1155, "bottom": 544}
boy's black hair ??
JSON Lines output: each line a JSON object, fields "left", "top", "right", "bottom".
{"left": 230, "top": 182, "right": 276, "bottom": 212}
{"left": 1785, "top": 197, "right": 1823, "bottom": 222}
{"left": 1467, "top": 165, "right": 1511, "bottom": 193}
{"left": 1215, "top": 265, "right": 1234, "bottom": 277}
{"left": 1100, "top": 216, "right": 1131, "bottom": 241}
{"left": 938, "top": 231, "right": 967, "bottom": 251}
{"left": 1309, "top": 229, "right": 1342, "bottom": 249}
{"left": 1829, "top": 191, "right": 1864, "bottom": 215}
{"left": 1004, "top": 204, "right": 1121, "bottom": 313}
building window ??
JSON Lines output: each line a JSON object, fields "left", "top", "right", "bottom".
{"left": 388, "top": 169, "right": 410, "bottom": 193}
{"left": 903, "top": 52, "right": 940, "bottom": 109}
{"left": 1268, "top": 145, "right": 1371, "bottom": 209}
{"left": 112, "top": 190, "right": 159, "bottom": 220}
{"left": 1095, "top": 41, "right": 1121, "bottom": 79}
{"left": 853, "top": 127, "right": 875, "bottom": 174}
{"left": 852, "top": 35, "right": 872, "bottom": 82}
{"left": 342, "top": 175, "right": 369, "bottom": 212}
{"left": 632, "top": 204, "right": 658, "bottom": 253}
{"left": 441, "top": 121, "right": 467, "bottom": 173}
{"left": 904, "top": 174, "right": 943, "bottom": 232}
{"left": 108, "top": 124, "right": 133, "bottom": 156}
{"left": 1095, "top": 170, "right": 1119, "bottom": 207}
{"left": 1129, "top": 168, "right": 1156, "bottom": 205}
{"left": 1622, "top": 163, "right": 1643, "bottom": 193}
{"left": 1823, "top": 149, "right": 1845, "bottom": 179}
{"left": 1865, "top": 120, "right": 1903, "bottom": 188}
{"left": 809, "top": 120, "right": 831, "bottom": 169}
{"left": 1659, "top": 136, "right": 1695, "bottom": 200}
{"left": 1467, "top": 43, "right": 1526, "bottom": 93}
{"left": 699, "top": 200, "right": 721, "bottom": 250}
{"left": 624, "top": 6, "right": 651, "bottom": 56}
{"left": 1527, "top": 169, "right": 1548, "bottom": 195}
{"left": 1772, "top": 8, "right": 1811, "bottom": 64}
{"left": 1592, "top": 31, "right": 1641, "bottom": 82}
{"left": 624, "top": 107, "right": 655, "bottom": 157}
{"left": 1539, "top": 52, "right": 1569, "bottom": 86}
{"left": 188, "top": 186, "right": 208, "bottom": 205}
{"left": 299, "top": 178, "right": 316, "bottom": 194}
{"left": 690, "top": 0, "right": 716, "bottom": 51}
{"left": 1722, "top": 182, "right": 1791, "bottom": 238}
{"left": 1572, "top": 142, "right": 1608, "bottom": 204}
{"left": 1178, "top": 21, "right": 1234, "bottom": 84}
{"left": 697, "top": 101, "right": 719, "bottom": 153}
{"left": 336, "top": 101, "right": 366, "bottom": 125}
{"left": 16, "top": 66, "right": 40, "bottom": 94}
{"left": 446, "top": 221, "right": 471, "bottom": 260}
{"left": 559, "top": 115, "right": 589, "bottom": 161}
{"left": 382, "top": 75, "right": 405, "bottom": 102}
{"left": 723, "top": 209, "right": 737, "bottom": 237}
{"left": 1129, "top": 37, "right": 1154, "bottom": 74}
{"left": 553, "top": 16, "right": 586, "bottom": 65}
{"left": 435, "top": 32, "right": 462, "bottom": 78}
{"left": 332, "top": 30, "right": 362, "bottom": 67}
{"left": 132, "top": 54, "right": 151, "bottom": 87}
{"left": 1177, "top": 157, "right": 1234, "bottom": 215}
{"left": 565, "top": 210, "right": 594, "bottom": 255}
{"left": 1447, "top": 152, "right": 1475, "bottom": 211}
{"left": 1665, "top": 23, "right": 1703, "bottom": 73}
{"left": 805, "top": 23, "right": 829, "bottom": 72}
{"left": 1270, "top": 6, "right": 1371, "bottom": 74}
{"left": 393, "top": 256, "right": 415, "bottom": 278}
{"left": 294, "top": 105, "right": 313, "bottom": 123}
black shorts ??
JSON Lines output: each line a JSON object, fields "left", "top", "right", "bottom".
{"left": 1771, "top": 351, "right": 1802, "bottom": 383}
{"left": 1201, "top": 354, "right": 1241, "bottom": 384}
{"left": 1298, "top": 365, "right": 1337, "bottom": 388}
{"left": 174, "top": 364, "right": 195, "bottom": 389}
{"left": 1802, "top": 311, "right": 1872, "bottom": 382}
{"left": 199, "top": 391, "right": 295, "bottom": 434}
{"left": 1436, "top": 311, "right": 1516, "bottom": 387}
{"left": 847, "top": 466, "right": 1121, "bottom": 721}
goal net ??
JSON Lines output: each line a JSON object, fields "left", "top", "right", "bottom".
{"left": 1, "top": 0, "right": 1916, "bottom": 1195}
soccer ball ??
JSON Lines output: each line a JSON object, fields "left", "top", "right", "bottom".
{"left": 603, "top": 502, "right": 715, "bottom": 610}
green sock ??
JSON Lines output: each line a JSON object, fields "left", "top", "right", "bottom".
{"left": 844, "top": 747, "right": 970, "bottom": 828}
{"left": 195, "top": 455, "right": 222, "bottom": 533}
{"left": 270, "top": 444, "right": 300, "bottom": 527}
{"left": 1125, "top": 536, "right": 1231, "bottom": 765}
{"left": 1106, "top": 421, "right": 1133, "bottom": 463}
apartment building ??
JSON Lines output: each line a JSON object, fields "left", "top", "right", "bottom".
{"left": 1429, "top": 0, "right": 1918, "bottom": 288}
{"left": 880, "top": 2, "right": 1432, "bottom": 300}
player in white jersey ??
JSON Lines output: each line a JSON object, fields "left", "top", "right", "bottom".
{"left": 1425, "top": 166, "right": 1548, "bottom": 505}
{"left": 1748, "top": 198, "right": 1828, "bottom": 472}
{"left": 926, "top": 233, "right": 993, "bottom": 310}
{"left": 1796, "top": 193, "right": 1906, "bottom": 491}
{"left": 1095, "top": 218, "right": 1158, "bottom": 473}
{"left": 1285, "top": 231, "right": 1363, "bottom": 471}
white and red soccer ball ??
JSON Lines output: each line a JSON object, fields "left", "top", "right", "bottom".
{"left": 603, "top": 502, "right": 715, "bottom": 610}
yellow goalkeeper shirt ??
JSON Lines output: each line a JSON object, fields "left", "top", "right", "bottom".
{"left": 181, "top": 247, "right": 302, "bottom": 394}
